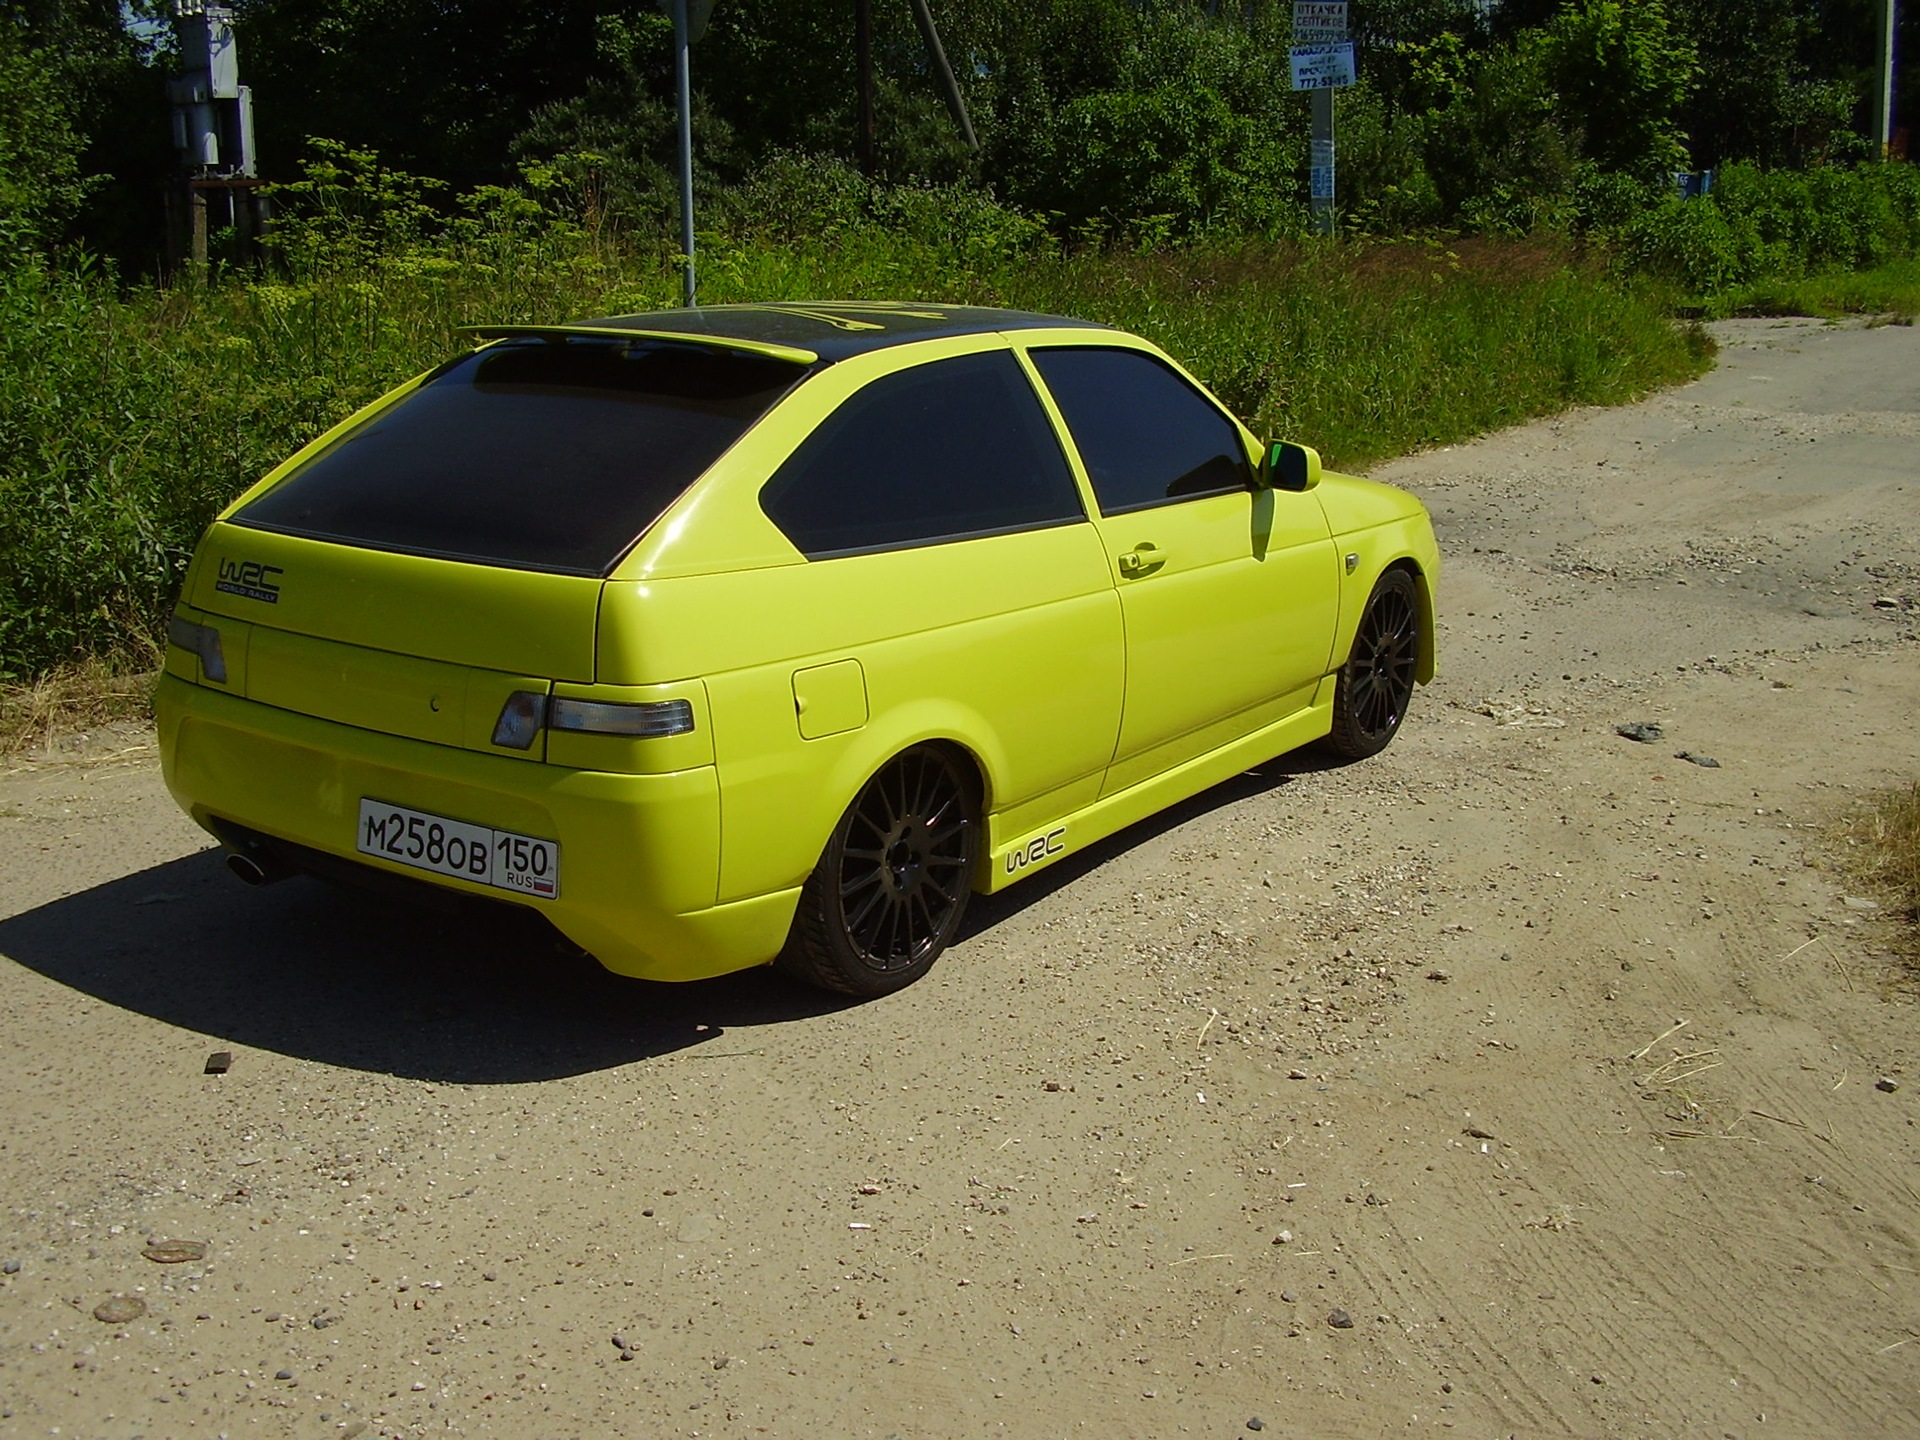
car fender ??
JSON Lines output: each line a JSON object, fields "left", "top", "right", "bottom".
{"left": 1314, "top": 474, "right": 1440, "bottom": 684}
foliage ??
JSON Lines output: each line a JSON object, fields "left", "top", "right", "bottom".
{"left": 1536, "top": 0, "right": 1700, "bottom": 177}
{"left": 0, "top": 149, "right": 1710, "bottom": 681}
{"left": 1620, "top": 161, "right": 1920, "bottom": 295}
{"left": 0, "top": 24, "right": 94, "bottom": 251}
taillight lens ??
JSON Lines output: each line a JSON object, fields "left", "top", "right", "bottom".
{"left": 549, "top": 697, "right": 695, "bottom": 738}
{"left": 491, "top": 689, "right": 549, "bottom": 749}
{"left": 167, "top": 614, "right": 228, "bottom": 684}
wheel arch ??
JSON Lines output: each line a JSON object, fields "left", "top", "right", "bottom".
{"left": 1386, "top": 556, "right": 1438, "bottom": 685}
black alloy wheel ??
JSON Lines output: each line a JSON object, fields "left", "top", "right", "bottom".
{"left": 1327, "top": 568, "right": 1420, "bottom": 760}
{"left": 778, "top": 745, "right": 980, "bottom": 997}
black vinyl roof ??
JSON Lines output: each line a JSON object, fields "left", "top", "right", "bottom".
{"left": 571, "top": 301, "right": 1107, "bottom": 363}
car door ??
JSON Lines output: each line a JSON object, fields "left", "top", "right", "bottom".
{"left": 1025, "top": 344, "right": 1340, "bottom": 797}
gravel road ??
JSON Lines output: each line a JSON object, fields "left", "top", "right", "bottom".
{"left": 2, "top": 317, "right": 1917, "bottom": 1439}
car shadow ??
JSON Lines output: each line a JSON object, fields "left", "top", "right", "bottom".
{"left": 0, "top": 848, "right": 849, "bottom": 1085}
{"left": 0, "top": 750, "right": 1342, "bottom": 1084}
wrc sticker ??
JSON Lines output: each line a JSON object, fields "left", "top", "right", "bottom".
{"left": 1004, "top": 825, "right": 1067, "bottom": 875}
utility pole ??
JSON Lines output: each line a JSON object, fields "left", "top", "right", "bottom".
{"left": 1876, "top": 0, "right": 1899, "bottom": 157}
{"left": 672, "top": 0, "right": 696, "bottom": 307}
{"left": 1290, "top": 2, "right": 1353, "bottom": 237}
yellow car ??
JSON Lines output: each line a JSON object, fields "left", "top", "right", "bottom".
{"left": 158, "top": 302, "right": 1437, "bottom": 996}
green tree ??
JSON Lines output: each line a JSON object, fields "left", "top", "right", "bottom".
{"left": 0, "top": 22, "right": 93, "bottom": 250}
{"left": 1537, "top": 0, "right": 1700, "bottom": 176}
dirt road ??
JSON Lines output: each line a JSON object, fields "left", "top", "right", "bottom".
{"left": 3, "top": 317, "right": 1918, "bottom": 1439}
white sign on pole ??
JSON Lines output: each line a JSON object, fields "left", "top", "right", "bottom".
{"left": 1292, "top": 1, "right": 1348, "bottom": 46}
{"left": 1290, "top": 42, "right": 1356, "bottom": 91}
{"left": 1310, "top": 138, "right": 1336, "bottom": 199}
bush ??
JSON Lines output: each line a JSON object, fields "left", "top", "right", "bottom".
{"left": 1621, "top": 162, "right": 1920, "bottom": 294}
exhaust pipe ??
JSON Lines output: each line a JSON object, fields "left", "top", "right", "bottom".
{"left": 224, "top": 846, "right": 291, "bottom": 887}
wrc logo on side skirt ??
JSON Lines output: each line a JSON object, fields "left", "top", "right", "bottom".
{"left": 1004, "top": 827, "right": 1066, "bottom": 874}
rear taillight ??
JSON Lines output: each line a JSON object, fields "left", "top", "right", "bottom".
{"left": 549, "top": 697, "right": 695, "bottom": 738}
{"left": 493, "top": 691, "right": 697, "bottom": 749}
{"left": 491, "top": 690, "right": 549, "bottom": 749}
{"left": 168, "top": 614, "right": 228, "bottom": 684}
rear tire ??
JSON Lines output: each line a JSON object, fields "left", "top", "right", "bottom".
{"left": 1326, "top": 568, "right": 1420, "bottom": 760}
{"left": 776, "top": 745, "right": 980, "bottom": 998}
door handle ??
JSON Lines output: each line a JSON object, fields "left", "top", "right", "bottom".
{"left": 1118, "top": 543, "right": 1167, "bottom": 577}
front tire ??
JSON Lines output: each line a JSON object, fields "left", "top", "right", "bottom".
{"left": 1326, "top": 568, "right": 1420, "bottom": 760}
{"left": 776, "top": 745, "right": 980, "bottom": 998}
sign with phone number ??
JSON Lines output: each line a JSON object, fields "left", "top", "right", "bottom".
{"left": 1291, "top": 41, "right": 1356, "bottom": 91}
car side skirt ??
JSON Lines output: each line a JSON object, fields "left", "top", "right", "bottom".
{"left": 981, "top": 696, "right": 1335, "bottom": 893}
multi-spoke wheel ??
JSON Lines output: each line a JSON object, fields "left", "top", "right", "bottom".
{"left": 1327, "top": 568, "right": 1421, "bottom": 760}
{"left": 777, "top": 745, "right": 980, "bottom": 997}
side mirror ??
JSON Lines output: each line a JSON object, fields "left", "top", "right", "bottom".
{"left": 1265, "top": 440, "right": 1322, "bottom": 492}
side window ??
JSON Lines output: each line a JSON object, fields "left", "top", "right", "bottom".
{"left": 1030, "top": 347, "right": 1251, "bottom": 515}
{"left": 759, "top": 350, "right": 1084, "bottom": 558}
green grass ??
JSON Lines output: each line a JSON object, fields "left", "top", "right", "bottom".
{"left": 0, "top": 224, "right": 1710, "bottom": 684}
{"left": 1721, "top": 257, "right": 1920, "bottom": 323}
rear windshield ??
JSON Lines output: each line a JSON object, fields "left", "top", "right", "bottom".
{"left": 233, "top": 338, "right": 804, "bottom": 575}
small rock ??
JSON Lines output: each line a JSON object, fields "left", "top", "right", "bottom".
{"left": 203, "top": 1051, "right": 232, "bottom": 1075}
{"left": 1874, "top": 595, "right": 1901, "bottom": 608}
{"left": 1247, "top": 1418, "right": 1266, "bottom": 1432}
{"left": 1426, "top": 969, "right": 1451, "bottom": 982}
{"left": 142, "top": 1239, "right": 207, "bottom": 1264}
{"left": 1327, "top": 1308, "right": 1354, "bottom": 1329}
{"left": 611, "top": 1333, "right": 630, "bottom": 1350}
{"left": 1, "top": 1259, "right": 19, "bottom": 1275}
{"left": 274, "top": 1368, "right": 293, "bottom": 1381}
{"left": 411, "top": 1381, "right": 427, "bottom": 1391}
{"left": 93, "top": 1296, "right": 145, "bottom": 1324}
{"left": 311, "top": 1314, "right": 335, "bottom": 1329}
{"left": 618, "top": 1348, "right": 635, "bottom": 1361}
{"left": 1281, "top": 1290, "right": 1297, "bottom": 1303}
{"left": 1042, "top": 1080, "right": 1061, "bottom": 1092}
{"left": 1615, "top": 721, "right": 1664, "bottom": 743}
{"left": 1844, "top": 896, "right": 1881, "bottom": 911}
{"left": 1877, "top": 1077, "right": 1900, "bottom": 1094}
{"left": 1673, "top": 751, "right": 1720, "bottom": 768}
{"left": 1463, "top": 1126, "right": 1497, "bottom": 1141}
{"left": 1287, "top": 1068, "right": 1309, "bottom": 1081}
{"left": 1441, "top": 1381, "right": 1453, "bottom": 1394}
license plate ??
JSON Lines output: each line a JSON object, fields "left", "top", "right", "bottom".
{"left": 355, "top": 798, "right": 559, "bottom": 898}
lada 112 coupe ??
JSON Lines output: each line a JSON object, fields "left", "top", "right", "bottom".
{"left": 159, "top": 302, "right": 1439, "bottom": 996}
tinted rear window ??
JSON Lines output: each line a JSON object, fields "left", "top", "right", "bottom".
{"left": 758, "top": 350, "right": 1083, "bottom": 558}
{"left": 234, "top": 339, "right": 803, "bottom": 575}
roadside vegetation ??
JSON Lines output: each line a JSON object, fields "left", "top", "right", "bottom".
{"left": 2, "top": 0, "right": 1918, "bottom": 724}
{"left": 1839, "top": 782, "right": 1920, "bottom": 965}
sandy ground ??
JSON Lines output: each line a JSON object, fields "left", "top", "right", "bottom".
{"left": 2, "top": 317, "right": 1918, "bottom": 1440}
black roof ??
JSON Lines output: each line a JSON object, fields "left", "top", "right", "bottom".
{"left": 573, "top": 301, "right": 1106, "bottom": 363}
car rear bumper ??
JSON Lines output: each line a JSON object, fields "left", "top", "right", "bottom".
{"left": 156, "top": 674, "right": 798, "bottom": 981}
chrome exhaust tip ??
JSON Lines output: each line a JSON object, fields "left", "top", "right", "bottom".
{"left": 225, "top": 849, "right": 287, "bottom": 887}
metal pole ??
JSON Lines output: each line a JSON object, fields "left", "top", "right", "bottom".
{"left": 1311, "top": 87, "right": 1335, "bottom": 236}
{"left": 1877, "top": 0, "right": 1898, "bottom": 156}
{"left": 907, "top": 0, "right": 978, "bottom": 151}
{"left": 673, "top": 0, "right": 697, "bottom": 307}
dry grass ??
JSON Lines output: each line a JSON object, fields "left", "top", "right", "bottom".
{"left": 1837, "top": 780, "right": 1920, "bottom": 962}
{"left": 0, "top": 658, "right": 157, "bottom": 758}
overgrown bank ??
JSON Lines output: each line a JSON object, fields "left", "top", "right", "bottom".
{"left": 0, "top": 211, "right": 1708, "bottom": 684}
